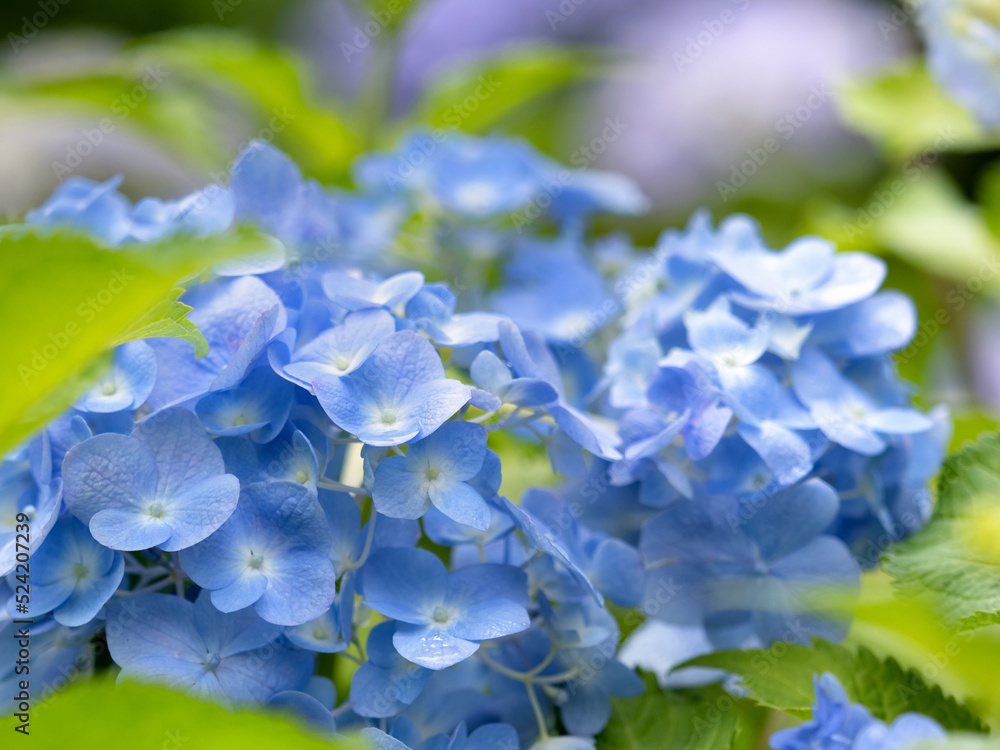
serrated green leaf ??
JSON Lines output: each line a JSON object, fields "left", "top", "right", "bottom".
{"left": 683, "top": 639, "right": 986, "bottom": 732}
{"left": 410, "top": 45, "right": 604, "bottom": 134}
{"left": 0, "top": 228, "right": 262, "bottom": 455}
{"left": 111, "top": 287, "right": 209, "bottom": 357}
{"left": 2, "top": 678, "right": 362, "bottom": 748}
{"left": 885, "top": 432, "right": 1000, "bottom": 625}
{"left": 837, "top": 61, "right": 992, "bottom": 159}
{"left": 596, "top": 672, "right": 747, "bottom": 750}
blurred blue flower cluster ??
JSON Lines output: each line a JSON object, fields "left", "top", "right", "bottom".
{"left": 1, "top": 130, "right": 946, "bottom": 747}
{"left": 920, "top": 0, "right": 1000, "bottom": 129}
{"left": 769, "top": 672, "right": 945, "bottom": 750}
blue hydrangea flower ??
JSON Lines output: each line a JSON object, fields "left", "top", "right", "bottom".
{"left": 286, "top": 605, "right": 347, "bottom": 653}
{"left": 710, "top": 236, "right": 886, "bottom": 315}
{"left": 195, "top": 365, "right": 294, "bottom": 442}
{"left": 62, "top": 408, "right": 240, "bottom": 551}
{"left": 283, "top": 308, "right": 396, "bottom": 385}
{"left": 145, "top": 276, "right": 287, "bottom": 410}
{"left": 520, "top": 489, "right": 644, "bottom": 608}
{"left": 361, "top": 548, "right": 530, "bottom": 669}
{"left": 322, "top": 270, "right": 425, "bottom": 313}
{"left": 314, "top": 330, "right": 470, "bottom": 446}
{"left": 6, "top": 515, "right": 123, "bottom": 626}
{"left": 372, "top": 421, "right": 494, "bottom": 530}
{"left": 350, "top": 621, "right": 432, "bottom": 718}
{"left": 180, "top": 480, "right": 336, "bottom": 626}
{"left": 75, "top": 341, "right": 156, "bottom": 414}
{"left": 853, "top": 712, "right": 947, "bottom": 750}
{"left": 540, "top": 598, "right": 644, "bottom": 736}
{"left": 0, "top": 618, "right": 100, "bottom": 714}
{"left": 641, "top": 479, "right": 860, "bottom": 647}
{"left": 770, "top": 673, "right": 875, "bottom": 749}
{"left": 0, "top": 443, "right": 62, "bottom": 576}
{"left": 792, "top": 348, "right": 932, "bottom": 456}
{"left": 106, "top": 592, "right": 312, "bottom": 706}
{"left": 919, "top": 0, "right": 1000, "bottom": 129}
{"left": 230, "top": 140, "right": 339, "bottom": 248}
{"left": 127, "top": 185, "right": 235, "bottom": 243}
{"left": 469, "top": 350, "right": 558, "bottom": 411}
{"left": 25, "top": 175, "right": 132, "bottom": 245}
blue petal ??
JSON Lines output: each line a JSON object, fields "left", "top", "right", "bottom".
{"left": 392, "top": 623, "right": 479, "bottom": 670}
{"left": 361, "top": 547, "right": 448, "bottom": 623}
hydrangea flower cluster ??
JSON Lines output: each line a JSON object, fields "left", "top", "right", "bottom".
{"left": 919, "top": 0, "right": 1000, "bottom": 129}
{"left": 1, "top": 130, "right": 947, "bottom": 748}
{"left": 769, "top": 673, "right": 946, "bottom": 750}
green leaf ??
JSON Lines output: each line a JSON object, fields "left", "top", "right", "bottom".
{"left": 112, "top": 287, "right": 208, "bottom": 357}
{"left": 0, "top": 228, "right": 262, "bottom": 455}
{"left": 869, "top": 171, "right": 1000, "bottom": 295}
{"left": 133, "top": 30, "right": 362, "bottom": 180}
{"left": 410, "top": 45, "right": 604, "bottom": 134}
{"left": 3, "top": 678, "right": 362, "bottom": 748}
{"left": 837, "top": 61, "right": 992, "bottom": 159}
{"left": 596, "top": 672, "right": 751, "bottom": 750}
{"left": 683, "top": 639, "right": 986, "bottom": 732}
{"left": 885, "top": 432, "right": 1000, "bottom": 625}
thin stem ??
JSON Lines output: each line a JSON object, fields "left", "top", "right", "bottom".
{"left": 171, "top": 554, "right": 186, "bottom": 598}
{"left": 331, "top": 701, "right": 354, "bottom": 718}
{"left": 526, "top": 645, "right": 558, "bottom": 677}
{"left": 526, "top": 684, "right": 549, "bottom": 741}
{"left": 317, "top": 479, "right": 369, "bottom": 496}
{"left": 345, "top": 511, "right": 378, "bottom": 572}
{"left": 116, "top": 576, "right": 173, "bottom": 596}
{"left": 338, "top": 651, "right": 362, "bottom": 666}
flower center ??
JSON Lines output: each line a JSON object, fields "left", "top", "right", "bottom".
{"left": 381, "top": 408, "right": 397, "bottom": 425}
{"left": 425, "top": 467, "right": 441, "bottom": 481}
{"left": 232, "top": 414, "right": 247, "bottom": 427}
{"left": 147, "top": 501, "right": 165, "bottom": 519}
{"left": 295, "top": 469, "right": 310, "bottom": 484}
{"left": 72, "top": 563, "right": 89, "bottom": 580}
{"left": 248, "top": 552, "right": 265, "bottom": 570}
{"left": 102, "top": 382, "right": 116, "bottom": 395}
{"left": 432, "top": 605, "right": 450, "bottom": 624}
{"left": 336, "top": 355, "right": 350, "bottom": 371}
{"left": 312, "top": 627, "right": 328, "bottom": 640}
{"left": 204, "top": 652, "right": 222, "bottom": 670}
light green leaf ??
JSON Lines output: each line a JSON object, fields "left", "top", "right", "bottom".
{"left": 837, "top": 61, "right": 991, "bottom": 159}
{"left": 112, "top": 287, "right": 208, "bottom": 357}
{"left": 0, "top": 228, "right": 263, "bottom": 455}
{"left": 3, "top": 678, "right": 362, "bottom": 748}
{"left": 596, "top": 672, "right": 750, "bottom": 750}
{"left": 133, "top": 30, "right": 362, "bottom": 180}
{"left": 913, "top": 736, "right": 1000, "bottom": 749}
{"left": 868, "top": 171, "right": 1000, "bottom": 295}
{"left": 410, "top": 45, "right": 604, "bottom": 134}
{"left": 683, "top": 639, "right": 986, "bottom": 732}
{"left": 885, "top": 432, "right": 1000, "bottom": 626}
